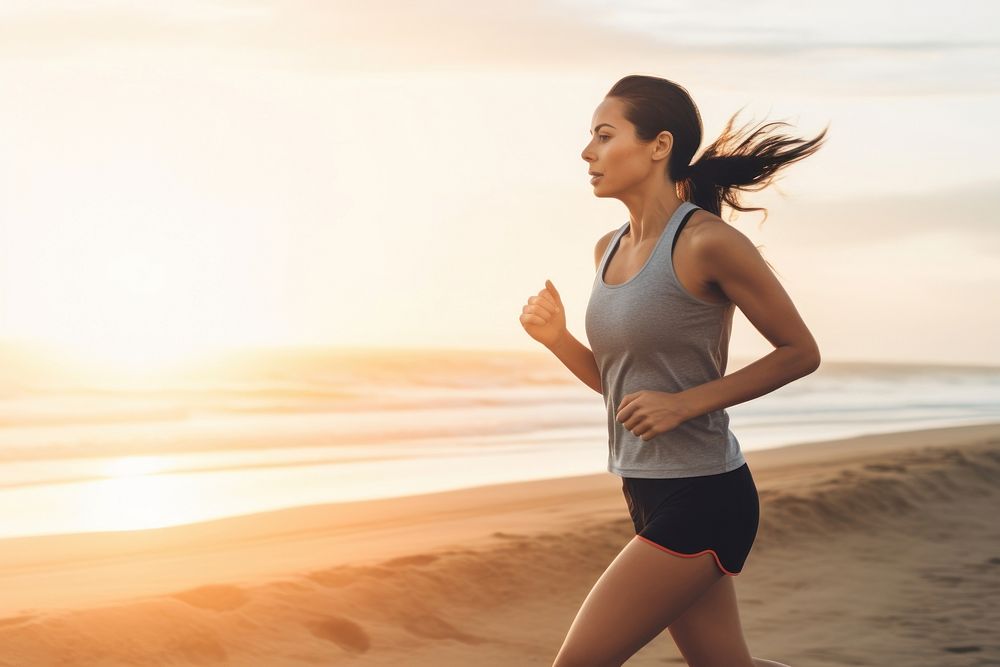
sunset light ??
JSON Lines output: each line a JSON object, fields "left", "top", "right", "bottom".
{"left": 0, "top": 2, "right": 996, "bottom": 664}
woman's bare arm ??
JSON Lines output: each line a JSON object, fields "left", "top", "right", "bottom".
{"left": 677, "top": 222, "right": 821, "bottom": 420}
{"left": 542, "top": 231, "right": 618, "bottom": 395}
{"left": 547, "top": 330, "right": 602, "bottom": 394}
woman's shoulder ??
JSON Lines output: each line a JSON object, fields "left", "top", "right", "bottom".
{"left": 686, "top": 209, "right": 751, "bottom": 252}
{"left": 685, "top": 210, "right": 768, "bottom": 287}
{"left": 687, "top": 208, "right": 727, "bottom": 232}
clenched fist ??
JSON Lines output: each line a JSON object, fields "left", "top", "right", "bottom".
{"left": 519, "top": 279, "right": 567, "bottom": 348}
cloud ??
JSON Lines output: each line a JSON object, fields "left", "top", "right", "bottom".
{"left": 2, "top": 0, "right": 997, "bottom": 95}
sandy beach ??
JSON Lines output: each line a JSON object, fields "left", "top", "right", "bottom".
{"left": 0, "top": 422, "right": 998, "bottom": 666}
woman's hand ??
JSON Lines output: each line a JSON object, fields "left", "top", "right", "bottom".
{"left": 615, "top": 390, "right": 692, "bottom": 441}
{"left": 519, "top": 279, "right": 568, "bottom": 348}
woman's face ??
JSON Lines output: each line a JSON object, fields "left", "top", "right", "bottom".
{"left": 581, "top": 97, "right": 672, "bottom": 198}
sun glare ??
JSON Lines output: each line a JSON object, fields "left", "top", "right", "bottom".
{"left": 103, "top": 456, "right": 171, "bottom": 478}
{"left": 82, "top": 473, "right": 198, "bottom": 532}
{"left": 51, "top": 336, "right": 225, "bottom": 380}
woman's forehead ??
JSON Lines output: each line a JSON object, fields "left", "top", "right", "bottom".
{"left": 591, "top": 98, "right": 627, "bottom": 126}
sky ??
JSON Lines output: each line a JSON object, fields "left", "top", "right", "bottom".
{"left": 0, "top": 0, "right": 998, "bottom": 369}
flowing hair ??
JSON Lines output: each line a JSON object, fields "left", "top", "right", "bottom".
{"left": 606, "top": 75, "right": 829, "bottom": 222}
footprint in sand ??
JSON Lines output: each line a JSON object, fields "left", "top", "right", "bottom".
{"left": 307, "top": 615, "right": 371, "bottom": 654}
{"left": 922, "top": 573, "right": 964, "bottom": 586}
{"left": 863, "top": 463, "right": 908, "bottom": 473}
{"left": 401, "top": 612, "right": 487, "bottom": 645}
{"left": 306, "top": 567, "right": 361, "bottom": 588}
{"left": 383, "top": 554, "right": 440, "bottom": 567}
{"left": 944, "top": 645, "right": 981, "bottom": 654}
{"left": 170, "top": 584, "right": 249, "bottom": 611}
{"left": 271, "top": 580, "right": 313, "bottom": 592}
{"left": 0, "top": 613, "right": 36, "bottom": 628}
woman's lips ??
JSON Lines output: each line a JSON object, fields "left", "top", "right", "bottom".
{"left": 590, "top": 175, "right": 603, "bottom": 185}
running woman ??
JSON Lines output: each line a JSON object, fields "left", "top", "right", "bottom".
{"left": 519, "top": 74, "right": 826, "bottom": 667}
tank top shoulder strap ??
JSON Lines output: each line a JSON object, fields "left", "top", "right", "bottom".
{"left": 596, "top": 222, "right": 630, "bottom": 276}
{"left": 668, "top": 201, "right": 702, "bottom": 255}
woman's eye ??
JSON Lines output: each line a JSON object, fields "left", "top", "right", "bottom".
{"left": 598, "top": 135, "right": 610, "bottom": 141}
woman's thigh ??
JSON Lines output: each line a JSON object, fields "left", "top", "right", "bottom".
{"left": 552, "top": 536, "right": 723, "bottom": 667}
{"left": 667, "top": 574, "right": 755, "bottom": 667}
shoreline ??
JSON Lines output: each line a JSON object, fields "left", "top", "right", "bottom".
{"left": 1, "top": 421, "right": 997, "bottom": 615}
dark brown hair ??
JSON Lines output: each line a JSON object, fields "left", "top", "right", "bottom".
{"left": 606, "top": 75, "right": 829, "bottom": 220}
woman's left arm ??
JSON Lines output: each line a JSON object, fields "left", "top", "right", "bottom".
{"left": 678, "top": 222, "right": 821, "bottom": 421}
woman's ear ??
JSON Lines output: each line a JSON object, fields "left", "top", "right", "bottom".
{"left": 652, "top": 130, "right": 674, "bottom": 160}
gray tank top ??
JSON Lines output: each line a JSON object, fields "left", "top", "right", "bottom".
{"left": 584, "top": 200, "right": 746, "bottom": 478}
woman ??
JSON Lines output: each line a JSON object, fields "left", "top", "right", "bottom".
{"left": 519, "top": 75, "right": 826, "bottom": 667}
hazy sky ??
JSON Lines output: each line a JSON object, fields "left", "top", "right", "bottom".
{"left": 0, "top": 0, "right": 997, "bottom": 368}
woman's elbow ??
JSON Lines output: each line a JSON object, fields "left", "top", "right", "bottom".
{"left": 801, "top": 346, "right": 821, "bottom": 374}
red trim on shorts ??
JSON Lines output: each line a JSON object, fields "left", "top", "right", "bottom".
{"left": 634, "top": 534, "right": 739, "bottom": 577}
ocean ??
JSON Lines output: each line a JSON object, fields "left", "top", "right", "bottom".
{"left": 0, "top": 344, "right": 997, "bottom": 540}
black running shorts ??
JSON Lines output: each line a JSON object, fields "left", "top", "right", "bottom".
{"left": 621, "top": 462, "right": 760, "bottom": 576}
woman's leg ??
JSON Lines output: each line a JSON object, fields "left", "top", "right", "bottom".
{"left": 668, "top": 574, "right": 789, "bottom": 667}
{"left": 551, "top": 536, "right": 723, "bottom": 667}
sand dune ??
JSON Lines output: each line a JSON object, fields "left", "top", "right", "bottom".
{"left": 1, "top": 423, "right": 998, "bottom": 666}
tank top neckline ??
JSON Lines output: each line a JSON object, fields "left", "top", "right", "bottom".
{"left": 599, "top": 200, "right": 699, "bottom": 290}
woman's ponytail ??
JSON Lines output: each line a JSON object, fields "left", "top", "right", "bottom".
{"left": 607, "top": 75, "right": 829, "bottom": 221}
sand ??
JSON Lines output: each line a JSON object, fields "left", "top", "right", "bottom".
{"left": 0, "top": 422, "right": 998, "bottom": 666}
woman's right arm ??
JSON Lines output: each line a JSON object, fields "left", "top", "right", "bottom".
{"left": 519, "top": 232, "right": 615, "bottom": 395}
{"left": 546, "top": 329, "right": 603, "bottom": 395}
